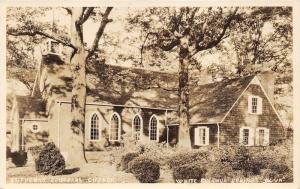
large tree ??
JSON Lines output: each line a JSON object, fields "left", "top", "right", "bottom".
{"left": 127, "top": 7, "right": 239, "bottom": 147}
{"left": 228, "top": 7, "right": 292, "bottom": 76}
{"left": 7, "top": 7, "right": 113, "bottom": 165}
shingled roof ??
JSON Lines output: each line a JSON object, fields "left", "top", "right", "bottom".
{"left": 39, "top": 55, "right": 178, "bottom": 109}
{"left": 188, "top": 75, "right": 255, "bottom": 124}
{"left": 34, "top": 54, "right": 257, "bottom": 123}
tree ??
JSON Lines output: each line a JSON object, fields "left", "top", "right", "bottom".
{"left": 228, "top": 7, "right": 292, "bottom": 76}
{"left": 7, "top": 7, "right": 113, "bottom": 165}
{"left": 127, "top": 7, "right": 239, "bottom": 147}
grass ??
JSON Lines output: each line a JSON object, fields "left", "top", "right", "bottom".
{"left": 7, "top": 161, "right": 138, "bottom": 183}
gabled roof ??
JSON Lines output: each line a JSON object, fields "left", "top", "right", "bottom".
{"left": 188, "top": 75, "right": 255, "bottom": 123}
{"left": 25, "top": 55, "right": 264, "bottom": 123}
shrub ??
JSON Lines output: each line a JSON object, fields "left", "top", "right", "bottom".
{"left": 229, "top": 146, "right": 263, "bottom": 175}
{"left": 261, "top": 168, "right": 293, "bottom": 182}
{"left": 168, "top": 150, "right": 208, "bottom": 169}
{"left": 11, "top": 151, "right": 27, "bottom": 167}
{"left": 261, "top": 163, "right": 293, "bottom": 182}
{"left": 172, "top": 164, "right": 204, "bottom": 183}
{"left": 140, "top": 143, "right": 178, "bottom": 167}
{"left": 119, "top": 152, "right": 139, "bottom": 172}
{"left": 35, "top": 142, "right": 65, "bottom": 176}
{"left": 128, "top": 157, "right": 160, "bottom": 183}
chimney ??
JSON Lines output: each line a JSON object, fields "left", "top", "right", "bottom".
{"left": 257, "top": 71, "right": 275, "bottom": 104}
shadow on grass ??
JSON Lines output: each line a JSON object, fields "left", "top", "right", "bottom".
{"left": 61, "top": 167, "right": 80, "bottom": 175}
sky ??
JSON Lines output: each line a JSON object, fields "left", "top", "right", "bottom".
{"left": 7, "top": 7, "right": 278, "bottom": 73}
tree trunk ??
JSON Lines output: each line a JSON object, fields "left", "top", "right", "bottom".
{"left": 177, "top": 44, "right": 191, "bottom": 148}
{"left": 68, "top": 8, "right": 88, "bottom": 166}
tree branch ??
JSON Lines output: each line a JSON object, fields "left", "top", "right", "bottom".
{"left": 7, "top": 29, "right": 76, "bottom": 49}
{"left": 78, "top": 7, "right": 94, "bottom": 25}
{"left": 158, "top": 38, "right": 180, "bottom": 51}
{"left": 194, "top": 7, "right": 239, "bottom": 55}
{"left": 88, "top": 7, "right": 113, "bottom": 57}
{"left": 62, "top": 7, "right": 72, "bottom": 15}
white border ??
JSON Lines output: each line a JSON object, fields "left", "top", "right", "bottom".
{"left": 1, "top": 2, "right": 299, "bottom": 189}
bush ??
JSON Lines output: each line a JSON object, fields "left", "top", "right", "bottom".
{"left": 261, "top": 163, "right": 293, "bottom": 182}
{"left": 139, "top": 143, "right": 178, "bottom": 167}
{"left": 173, "top": 164, "right": 204, "bottom": 183}
{"left": 11, "top": 151, "right": 27, "bottom": 167}
{"left": 128, "top": 157, "right": 160, "bottom": 183}
{"left": 35, "top": 142, "right": 65, "bottom": 176}
{"left": 226, "top": 146, "right": 263, "bottom": 176}
{"left": 168, "top": 150, "right": 208, "bottom": 169}
{"left": 119, "top": 152, "right": 139, "bottom": 172}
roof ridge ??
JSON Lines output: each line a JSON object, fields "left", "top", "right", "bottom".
{"left": 194, "top": 75, "right": 255, "bottom": 87}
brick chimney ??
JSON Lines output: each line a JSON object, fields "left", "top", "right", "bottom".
{"left": 257, "top": 71, "right": 275, "bottom": 104}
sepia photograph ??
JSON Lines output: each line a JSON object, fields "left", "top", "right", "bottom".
{"left": 3, "top": 5, "right": 296, "bottom": 185}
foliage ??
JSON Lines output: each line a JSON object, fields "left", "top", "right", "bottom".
{"left": 139, "top": 143, "right": 178, "bottom": 167}
{"left": 137, "top": 139, "right": 293, "bottom": 183}
{"left": 35, "top": 142, "right": 65, "bottom": 176}
{"left": 168, "top": 150, "right": 209, "bottom": 169}
{"left": 261, "top": 164, "right": 293, "bottom": 182}
{"left": 229, "top": 146, "right": 262, "bottom": 175}
{"left": 128, "top": 157, "right": 160, "bottom": 183}
{"left": 172, "top": 164, "right": 205, "bottom": 183}
{"left": 119, "top": 152, "right": 140, "bottom": 172}
{"left": 11, "top": 151, "right": 28, "bottom": 167}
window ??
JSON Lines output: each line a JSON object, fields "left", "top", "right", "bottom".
{"left": 255, "top": 127, "right": 269, "bottom": 146}
{"left": 33, "top": 124, "right": 38, "bottom": 131}
{"left": 242, "top": 129, "right": 249, "bottom": 145}
{"left": 132, "top": 115, "right": 142, "bottom": 140}
{"left": 31, "top": 124, "right": 39, "bottom": 133}
{"left": 149, "top": 115, "right": 158, "bottom": 141}
{"left": 252, "top": 97, "right": 258, "bottom": 113}
{"left": 248, "top": 96, "right": 262, "bottom": 114}
{"left": 90, "top": 113, "right": 100, "bottom": 140}
{"left": 240, "top": 127, "right": 254, "bottom": 146}
{"left": 194, "top": 127, "right": 209, "bottom": 146}
{"left": 109, "top": 113, "right": 121, "bottom": 141}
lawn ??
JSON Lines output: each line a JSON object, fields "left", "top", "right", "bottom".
{"left": 6, "top": 161, "right": 174, "bottom": 183}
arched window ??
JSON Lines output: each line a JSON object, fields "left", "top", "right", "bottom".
{"left": 110, "top": 113, "right": 121, "bottom": 141}
{"left": 90, "top": 113, "right": 100, "bottom": 140}
{"left": 132, "top": 115, "right": 143, "bottom": 140}
{"left": 149, "top": 115, "right": 158, "bottom": 141}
